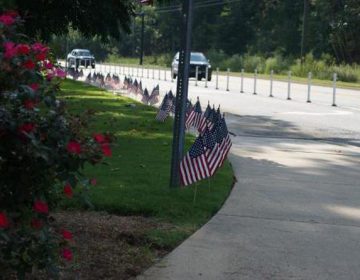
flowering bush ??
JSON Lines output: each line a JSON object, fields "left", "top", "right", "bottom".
{"left": 0, "top": 11, "right": 112, "bottom": 278}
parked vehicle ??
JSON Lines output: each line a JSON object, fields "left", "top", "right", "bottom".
{"left": 67, "top": 49, "right": 95, "bottom": 69}
{"left": 171, "top": 52, "right": 212, "bottom": 81}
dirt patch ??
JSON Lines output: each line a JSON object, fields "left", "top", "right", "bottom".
{"left": 52, "top": 211, "right": 173, "bottom": 280}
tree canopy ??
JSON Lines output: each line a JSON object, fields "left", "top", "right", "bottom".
{"left": 1, "top": 0, "right": 135, "bottom": 41}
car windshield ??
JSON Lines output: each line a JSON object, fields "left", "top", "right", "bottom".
{"left": 191, "top": 53, "right": 207, "bottom": 62}
{"left": 78, "top": 51, "right": 91, "bottom": 56}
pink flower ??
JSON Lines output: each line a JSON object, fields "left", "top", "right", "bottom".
{"left": 61, "top": 248, "right": 73, "bottom": 261}
{"left": 44, "top": 60, "right": 53, "bottom": 69}
{"left": 16, "top": 44, "right": 31, "bottom": 55}
{"left": 0, "top": 212, "right": 9, "bottom": 229}
{"left": 101, "top": 143, "right": 112, "bottom": 157}
{"left": 90, "top": 178, "right": 97, "bottom": 186}
{"left": 93, "top": 133, "right": 106, "bottom": 144}
{"left": 35, "top": 52, "right": 47, "bottom": 61}
{"left": 31, "top": 218, "right": 43, "bottom": 229}
{"left": 23, "top": 59, "right": 36, "bottom": 70}
{"left": 55, "top": 68, "right": 66, "bottom": 78}
{"left": 63, "top": 183, "right": 73, "bottom": 198}
{"left": 24, "top": 99, "right": 36, "bottom": 110}
{"left": 67, "top": 140, "right": 81, "bottom": 154}
{"left": 0, "top": 15, "right": 15, "bottom": 26}
{"left": 32, "top": 43, "right": 48, "bottom": 53}
{"left": 3, "top": 41, "right": 17, "bottom": 59}
{"left": 33, "top": 200, "right": 49, "bottom": 214}
{"left": 29, "top": 83, "right": 40, "bottom": 91}
{"left": 18, "top": 123, "right": 35, "bottom": 134}
{"left": 61, "top": 229, "right": 73, "bottom": 240}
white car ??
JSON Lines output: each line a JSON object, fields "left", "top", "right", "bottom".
{"left": 67, "top": 49, "right": 95, "bottom": 69}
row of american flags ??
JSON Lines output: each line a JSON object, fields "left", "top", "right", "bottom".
{"left": 84, "top": 72, "right": 161, "bottom": 106}
{"left": 156, "top": 94, "right": 232, "bottom": 186}
{"left": 81, "top": 71, "right": 232, "bottom": 187}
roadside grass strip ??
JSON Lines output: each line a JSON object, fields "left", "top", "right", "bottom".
{"left": 60, "top": 79, "right": 234, "bottom": 248}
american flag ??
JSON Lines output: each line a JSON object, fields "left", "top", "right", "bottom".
{"left": 167, "top": 90, "right": 176, "bottom": 114}
{"left": 202, "top": 128, "right": 222, "bottom": 176}
{"left": 180, "top": 135, "right": 210, "bottom": 186}
{"left": 198, "top": 103, "right": 212, "bottom": 133}
{"left": 215, "top": 115, "right": 232, "bottom": 167}
{"left": 149, "top": 85, "right": 160, "bottom": 105}
{"left": 155, "top": 94, "right": 172, "bottom": 122}
{"left": 185, "top": 100, "right": 195, "bottom": 130}
{"left": 130, "top": 79, "right": 138, "bottom": 94}
{"left": 137, "top": 81, "right": 143, "bottom": 95}
{"left": 192, "top": 99, "right": 203, "bottom": 130}
{"left": 141, "top": 88, "right": 150, "bottom": 104}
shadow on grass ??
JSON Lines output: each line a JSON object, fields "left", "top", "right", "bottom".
{"left": 60, "top": 79, "right": 235, "bottom": 229}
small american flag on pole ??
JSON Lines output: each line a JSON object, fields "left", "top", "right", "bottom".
{"left": 198, "top": 102, "right": 211, "bottom": 130}
{"left": 141, "top": 88, "right": 150, "bottom": 104}
{"left": 180, "top": 134, "right": 210, "bottom": 186}
{"left": 149, "top": 85, "right": 160, "bottom": 105}
{"left": 216, "top": 115, "right": 232, "bottom": 167}
{"left": 155, "top": 93, "right": 172, "bottom": 122}
{"left": 192, "top": 98, "right": 203, "bottom": 130}
{"left": 202, "top": 128, "right": 222, "bottom": 176}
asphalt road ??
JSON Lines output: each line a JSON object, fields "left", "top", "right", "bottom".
{"left": 70, "top": 64, "right": 360, "bottom": 279}
{"left": 79, "top": 62, "right": 360, "bottom": 143}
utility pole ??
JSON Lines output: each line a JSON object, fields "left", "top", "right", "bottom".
{"left": 169, "top": 0, "right": 193, "bottom": 188}
{"left": 139, "top": 11, "right": 145, "bottom": 65}
{"left": 300, "top": 0, "right": 309, "bottom": 65}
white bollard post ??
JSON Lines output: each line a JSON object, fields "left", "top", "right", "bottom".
{"left": 253, "top": 69, "right": 257, "bottom": 95}
{"left": 226, "top": 68, "right": 230, "bottom": 91}
{"left": 171, "top": 68, "right": 174, "bottom": 83}
{"left": 205, "top": 67, "right": 208, "bottom": 88}
{"left": 332, "top": 73, "right": 337, "bottom": 107}
{"left": 240, "top": 68, "right": 244, "bottom": 93}
{"left": 158, "top": 68, "right": 161, "bottom": 80}
{"left": 195, "top": 66, "right": 199, "bottom": 86}
{"left": 164, "top": 68, "right": 167, "bottom": 81}
{"left": 307, "top": 72, "right": 312, "bottom": 103}
{"left": 216, "top": 67, "right": 219, "bottom": 90}
{"left": 269, "top": 70, "right": 274, "bottom": 97}
{"left": 287, "top": 71, "right": 292, "bottom": 100}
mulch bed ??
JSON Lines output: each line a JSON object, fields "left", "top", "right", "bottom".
{"left": 36, "top": 211, "right": 173, "bottom": 280}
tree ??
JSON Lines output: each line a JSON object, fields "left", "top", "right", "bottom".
{"left": 1, "top": 0, "right": 135, "bottom": 41}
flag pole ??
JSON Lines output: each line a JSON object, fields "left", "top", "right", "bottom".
{"left": 193, "top": 183, "right": 198, "bottom": 204}
{"left": 169, "top": 0, "right": 194, "bottom": 188}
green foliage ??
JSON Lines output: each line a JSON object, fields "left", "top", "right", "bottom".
{"left": 291, "top": 53, "right": 359, "bottom": 82}
{"left": 0, "top": 12, "right": 107, "bottom": 278}
{"left": 1, "top": 0, "right": 134, "bottom": 41}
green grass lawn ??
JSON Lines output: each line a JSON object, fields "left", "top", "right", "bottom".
{"left": 60, "top": 79, "right": 234, "bottom": 247}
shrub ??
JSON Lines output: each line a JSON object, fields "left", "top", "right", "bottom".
{"left": 242, "top": 54, "right": 265, "bottom": 73}
{"left": 264, "top": 54, "right": 293, "bottom": 74}
{"left": 333, "top": 64, "right": 359, "bottom": 83}
{"left": 0, "top": 11, "right": 112, "bottom": 278}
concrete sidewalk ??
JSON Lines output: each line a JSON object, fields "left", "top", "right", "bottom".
{"left": 138, "top": 120, "right": 360, "bottom": 279}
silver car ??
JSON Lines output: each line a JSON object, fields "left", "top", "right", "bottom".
{"left": 67, "top": 49, "right": 95, "bottom": 69}
{"left": 171, "top": 52, "right": 212, "bottom": 81}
